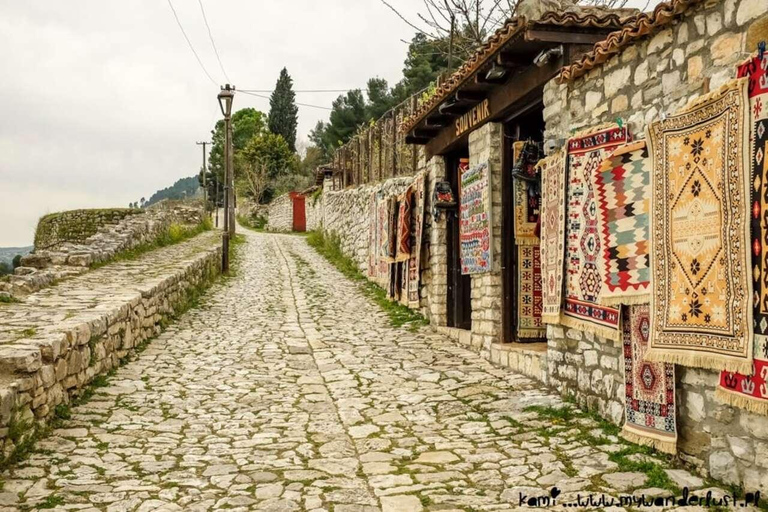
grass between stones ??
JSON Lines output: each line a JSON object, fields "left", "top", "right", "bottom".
{"left": 306, "top": 229, "right": 428, "bottom": 331}
{"left": 237, "top": 213, "right": 267, "bottom": 231}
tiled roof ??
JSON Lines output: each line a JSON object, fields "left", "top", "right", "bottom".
{"left": 558, "top": 0, "right": 705, "bottom": 82}
{"left": 401, "top": 7, "right": 633, "bottom": 135}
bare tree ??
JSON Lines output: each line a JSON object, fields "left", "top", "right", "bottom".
{"left": 240, "top": 155, "right": 269, "bottom": 204}
{"left": 380, "top": 0, "right": 630, "bottom": 61}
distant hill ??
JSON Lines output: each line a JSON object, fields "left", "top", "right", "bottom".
{"left": 141, "top": 176, "right": 202, "bottom": 208}
{"left": 0, "top": 246, "right": 32, "bottom": 266}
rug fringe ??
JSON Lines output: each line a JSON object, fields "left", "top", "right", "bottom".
{"left": 644, "top": 348, "right": 754, "bottom": 375}
{"left": 599, "top": 293, "right": 651, "bottom": 307}
{"left": 542, "top": 313, "right": 562, "bottom": 325}
{"left": 677, "top": 76, "right": 748, "bottom": 114}
{"left": 715, "top": 387, "right": 768, "bottom": 416}
{"left": 621, "top": 426, "right": 677, "bottom": 455}
{"left": 560, "top": 314, "right": 621, "bottom": 342}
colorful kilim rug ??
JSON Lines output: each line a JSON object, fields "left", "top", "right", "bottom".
{"left": 513, "top": 141, "right": 540, "bottom": 244}
{"left": 563, "top": 125, "right": 629, "bottom": 341}
{"left": 395, "top": 189, "right": 412, "bottom": 262}
{"left": 518, "top": 245, "right": 546, "bottom": 339}
{"left": 380, "top": 196, "right": 397, "bottom": 263}
{"left": 717, "top": 55, "right": 768, "bottom": 414}
{"left": 621, "top": 304, "right": 677, "bottom": 454}
{"left": 539, "top": 150, "right": 567, "bottom": 324}
{"left": 592, "top": 140, "right": 652, "bottom": 306}
{"left": 407, "top": 173, "right": 426, "bottom": 308}
{"left": 646, "top": 77, "right": 753, "bottom": 373}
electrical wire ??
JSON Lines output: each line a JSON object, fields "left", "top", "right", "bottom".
{"left": 166, "top": 0, "right": 218, "bottom": 86}
{"left": 240, "top": 89, "right": 352, "bottom": 94}
{"left": 197, "top": 0, "right": 231, "bottom": 83}
{"left": 239, "top": 90, "right": 333, "bottom": 111}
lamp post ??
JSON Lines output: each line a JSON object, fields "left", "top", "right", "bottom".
{"left": 217, "top": 84, "right": 235, "bottom": 272}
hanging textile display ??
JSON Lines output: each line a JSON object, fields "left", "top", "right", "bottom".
{"left": 592, "top": 140, "right": 652, "bottom": 306}
{"left": 562, "top": 125, "right": 629, "bottom": 340}
{"left": 539, "top": 150, "right": 568, "bottom": 324}
{"left": 621, "top": 304, "right": 677, "bottom": 454}
{"left": 646, "top": 77, "right": 753, "bottom": 373}
{"left": 379, "top": 196, "right": 397, "bottom": 263}
{"left": 512, "top": 141, "right": 541, "bottom": 244}
{"left": 395, "top": 189, "right": 412, "bottom": 262}
{"left": 407, "top": 173, "right": 426, "bottom": 308}
{"left": 518, "top": 245, "right": 546, "bottom": 339}
{"left": 717, "top": 54, "right": 768, "bottom": 414}
{"left": 367, "top": 193, "right": 379, "bottom": 279}
{"left": 460, "top": 161, "right": 493, "bottom": 274}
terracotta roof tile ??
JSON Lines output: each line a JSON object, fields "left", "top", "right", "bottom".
{"left": 559, "top": 0, "right": 705, "bottom": 82}
{"left": 401, "top": 7, "right": 633, "bottom": 134}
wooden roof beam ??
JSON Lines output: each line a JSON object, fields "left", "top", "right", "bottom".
{"left": 525, "top": 29, "right": 608, "bottom": 44}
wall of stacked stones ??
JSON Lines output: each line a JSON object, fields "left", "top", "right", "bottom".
{"left": 34, "top": 209, "right": 142, "bottom": 251}
{"left": 0, "top": 245, "right": 222, "bottom": 458}
{"left": 305, "top": 195, "right": 322, "bottom": 232}
{"left": 266, "top": 194, "right": 293, "bottom": 232}
{"left": 321, "top": 176, "right": 414, "bottom": 274}
{"left": 542, "top": 0, "right": 768, "bottom": 491}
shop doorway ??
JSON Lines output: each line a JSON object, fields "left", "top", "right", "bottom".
{"left": 446, "top": 149, "right": 472, "bottom": 330}
{"left": 502, "top": 103, "right": 545, "bottom": 343}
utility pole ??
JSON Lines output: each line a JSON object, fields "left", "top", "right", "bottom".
{"left": 196, "top": 141, "right": 209, "bottom": 214}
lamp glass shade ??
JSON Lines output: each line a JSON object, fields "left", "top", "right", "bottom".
{"left": 217, "top": 89, "right": 234, "bottom": 117}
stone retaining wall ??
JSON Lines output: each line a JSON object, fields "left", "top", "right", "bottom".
{"left": 1, "top": 203, "right": 205, "bottom": 299}
{"left": 0, "top": 234, "right": 222, "bottom": 461}
{"left": 266, "top": 194, "right": 294, "bottom": 232}
{"left": 542, "top": 0, "right": 768, "bottom": 491}
{"left": 34, "top": 209, "right": 141, "bottom": 251}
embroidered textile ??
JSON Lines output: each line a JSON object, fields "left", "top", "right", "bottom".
{"left": 395, "top": 189, "right": 412, "bottom": 262}
{"left": 407, "top": 173, "right": 426, "bottom": 307}
{"left": 716, "top": 55, "right": 768, "bottom": 413}
{"left": 513, "top": 142, "right": 541, "bottom": 244}
{"left": 592, "top": 140, "right": 652, "bottom": 306}
{"left": 518, "top": 245, "right": 545, "bottom": 339}
{"left": 379, "top": 196, "right": 397, "bottom": 263}
{"left": 460, "top": 161, "right": 493, "bottom": 274}
{"left": 621, "top": 304, "right": 677, "bottom": 454}
{"left": 562, "top": 125, "right": 629, "bottom": 340}
{"left": 647, "top": 78, "right": 753, "bottom": 373}
{"left": 539, "top": 150, "right": 568, "bottom": 324}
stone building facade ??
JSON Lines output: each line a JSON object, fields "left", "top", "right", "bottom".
{"left": 542, "top": 0, "right": 768, "bottom": 491}
{"left": 314, "top": 0, "right": 767, "bottom": 492}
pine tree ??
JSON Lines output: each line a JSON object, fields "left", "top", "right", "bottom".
{"left": 268, "top": 68, "right": 299, "bottom": 152}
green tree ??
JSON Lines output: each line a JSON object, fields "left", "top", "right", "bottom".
{"left": 238, "top": 132, "right": 299, "bottom": 203}
{"left": 268, "top": 68, "right": 299, "bottom": 152}
{"left": 366, "top": 77, "right": 396, "bottom": 120}
{"left": 12, "top": 255, "right": 22, "bottom": 269}
{"left": 0, "top": 262, "right": 11, "bottom": 276}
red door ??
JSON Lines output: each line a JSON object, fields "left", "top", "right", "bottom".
{"left": 292, "top": 194, "right": 306, "bottom": 232}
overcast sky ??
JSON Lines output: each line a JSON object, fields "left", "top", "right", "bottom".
{"left": 0, "top": 0, "right": 658, "bottom": 247}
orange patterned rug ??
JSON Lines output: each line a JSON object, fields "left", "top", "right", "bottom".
{"left": 647, "top": 78, "right": 753, "bottom": 374}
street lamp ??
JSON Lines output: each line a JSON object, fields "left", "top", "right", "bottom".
{"left": 217, "top": 84, "right": 235, "bottom": 272}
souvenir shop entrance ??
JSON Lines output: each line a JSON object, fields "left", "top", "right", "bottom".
{"left": 446, "top": 147, "right": 472, "bottom": 330}
{"left": 501, "top": 101, "right": 546, "bottom": 343}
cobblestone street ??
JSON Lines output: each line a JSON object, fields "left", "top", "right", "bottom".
{"left": 0, "top": 231, "right": 725, "bottom": 511}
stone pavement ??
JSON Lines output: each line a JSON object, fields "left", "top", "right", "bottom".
{"left": 0, "top": 231, "right": 726, "bottom": 511}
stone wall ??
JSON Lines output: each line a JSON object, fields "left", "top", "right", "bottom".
{"left": 35, "top": 209, "right": 142, "bottom": 250}
{"left": 542, "top": 0, "right": 768, "bottom": 491}
{"left": 0, "top": 233, "right": 222, "bottom": 461}
{"left": 266, "top": 194, "right": 294, "bottom": 232}
{"left": 305, "top": 193, "right": 322, "bottom": 232}
{"left": 1, "top": 202, "right": 206, "bottom": 298}
{"left": 322, "top": 177, "right": 413, "bottom": 273}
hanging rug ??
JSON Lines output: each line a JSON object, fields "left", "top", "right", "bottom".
{"left": 646, "top": 77, "right": 753, "bottom": 373}
{"left": 539, "top": 150, "right": 568, "bottom": 324}
{"left": 562, "top": 125, "right": 630, "bottom": 340}
{"left": 621, "top": 304, "right": 677, "bottom": 454}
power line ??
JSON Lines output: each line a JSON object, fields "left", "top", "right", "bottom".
{"left": 240, "top": 89, "right": 352, "bottom": 94}
{"left": 197, "top": 0, "right": 231, "bottom": 83}
{"left": 239, "top": 90, "right": 333, "bottom": 111}
{"left": 166, "top": 0, "right": 218, "bottom": 86}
